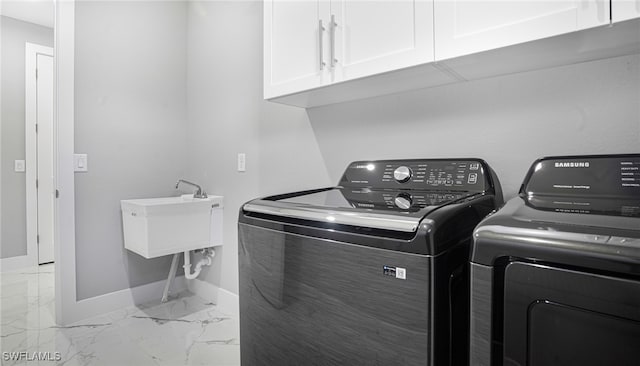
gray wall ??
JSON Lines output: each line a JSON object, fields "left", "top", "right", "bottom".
{"left": 186, "top": 1, "right": 331, "bottom": 295}
{"left": 185, "top": 1, "right": 639, "bottom": 297}
{"left": 74, "top": 1, "right": 189, "bottom": 299}
{"left": 308, "top": 54, "right": 640, "bottom": 199}
{"left": 0, "top": 16, "right": 53, "bottom": 259}
{"left": 72, "top": 0, "right": 639, "bottom": 301}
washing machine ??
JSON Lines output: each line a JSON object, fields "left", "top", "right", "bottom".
{"left": 238, "top": 158, "right": 502, "bottom": 366}
{"left": 470, "top": 154, "right": 640, "bottom": 366}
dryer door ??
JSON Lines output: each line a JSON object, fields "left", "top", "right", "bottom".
{"left": 503, "top": 262, "right": 640, "bottom": 366}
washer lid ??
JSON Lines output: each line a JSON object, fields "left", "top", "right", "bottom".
{"left": 278, "top": 187, "right": 469, "bottom": 213}
{"left": 243, "top": 187, "right": 479, "bottom": 232}
{"left": 242, "top": 158, "right": 500, "bottom": 234}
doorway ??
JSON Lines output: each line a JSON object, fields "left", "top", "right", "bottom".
{"left": 26, "top": 43, "right": 55, "bottom": 265}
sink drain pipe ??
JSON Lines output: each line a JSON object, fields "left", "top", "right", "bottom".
{"left": 161, "top": 248, "right": 215, "bottom": 303}
{"left": 184, "top": 248, "right": 215, "bottom": 280}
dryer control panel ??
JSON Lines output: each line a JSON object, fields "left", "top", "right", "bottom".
{"left": 522, "top": 154, "right": 640, "bottom": 217}
{"left": 340, "top": 159, "right": 490, "bottom": 192}
{"left": 523, "top": 155, "right": 640, "bottom": 198}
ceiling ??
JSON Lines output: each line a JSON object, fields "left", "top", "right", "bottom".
{"left": 1, "top": 0, "right": 54, "bottom": 28}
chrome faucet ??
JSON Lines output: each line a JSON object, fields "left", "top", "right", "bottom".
{"left": 175, "top": 179, "right": 207, "bottom": 199}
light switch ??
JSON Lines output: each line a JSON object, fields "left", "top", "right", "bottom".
{"left": 74, "top": 154, "right": 88, "bottom": 172}
{"left": 14, "top": 160, "right": 25, "bottom": 172}
{"left": 237, "top": 153, "right": 246, "bottom": 172}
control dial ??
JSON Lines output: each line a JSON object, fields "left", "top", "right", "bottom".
{"left": 393, "top": 166, "right": 412, "bottom": 183}
{"left": 394, "top": 193, "right": 412, "bottom": 210}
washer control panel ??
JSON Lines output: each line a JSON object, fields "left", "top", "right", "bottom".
{"left": 340, "top": 189, "right": 467, "bottom": 212}
{"left": 340, "top": 159, "right": 489, "bottom": 192}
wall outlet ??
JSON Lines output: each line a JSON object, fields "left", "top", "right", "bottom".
{"left": 74, "top": 154, "right": 88, "bottom": 172}
{"left": 14, "top": 160, "right": 25, "bottom": 172}
{"left": 237, "top": 153, "right": 246, "bottom": 172}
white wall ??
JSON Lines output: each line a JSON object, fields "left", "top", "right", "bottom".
{"left": 74, "top": 1, "right": 189, "bottom": 300}
{"left": 186, "top": 1, "right": 331, "bottom": 295}
{"left": 0, "top": 16, "right": 53, "bottom": 259}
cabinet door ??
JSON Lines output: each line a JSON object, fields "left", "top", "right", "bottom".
{"left": 331, "top": 0, "right": 434, "bottom": 82}
{"left": 264, "top": 1, "right": 330, "bottom": 99}
{"left": 434, "top": 0, "right": 610, "bottom": 61}
{"left": 613, "top": 0, "right": 640, "bottom": 22}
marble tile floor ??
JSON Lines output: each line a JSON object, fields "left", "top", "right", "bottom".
{"left": 0, "top": 264, "right": 240, "bottom": 366}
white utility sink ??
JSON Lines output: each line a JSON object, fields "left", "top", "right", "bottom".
{"left": 121, "top": 194, "right": 223, "bottom": 259}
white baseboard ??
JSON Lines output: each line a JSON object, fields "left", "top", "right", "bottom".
{"left": 67, "top": 276, "right": 188, "bottom": 324}
{"left": 0, "top": 255, "right": 36, "bottom": 273}
{"left": 187, "top": 278, "right": 239, "bottom": 316}
{"left": 217, "top": 287, "right": 239, "bottom": 316}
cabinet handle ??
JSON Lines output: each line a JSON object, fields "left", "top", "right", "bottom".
{"left": 330, "top": 15, "right": 337, "bottom": 68}
{"left": 319, "top": 20, "right": 326, "bottom": 70}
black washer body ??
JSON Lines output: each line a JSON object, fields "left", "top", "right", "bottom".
{"left": 239, "top": 158, "right": 502, "bottom": 366}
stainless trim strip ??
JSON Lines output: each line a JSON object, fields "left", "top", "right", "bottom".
{"left": 318, "top": 20, "right": 326, "bottom": 70}
{"left": 329, "top": 14, "right": 337, "bottom": 68}
{"left": 243, "top": 201, "right": 425, "bottom": 232}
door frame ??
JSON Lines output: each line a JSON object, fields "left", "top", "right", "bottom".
{"left": 54, "top": 0, "right": 78, "bottom": 326}
{"left": 25, "top": 42, "right": 54, "bottom": 268}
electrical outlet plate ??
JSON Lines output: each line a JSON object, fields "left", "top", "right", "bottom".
{"left": 237, "top": 153, "right": 246, "bottom": 172}
{"left": 14, "top": 160, "right": 25, "bottom": 172}
{"left": 74, "top": 154, "right": 88, "bottom": 172}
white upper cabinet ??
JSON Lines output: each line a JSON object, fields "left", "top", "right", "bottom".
{"left": 264, "top": 0, "right": 436, "bottom": 100}
{"left": 434, "top": 0, "right": 610, "bottom": 61}
{"left": 265, "top": 0, "right": 638, "bottom": 107}
{"left": 331, "top": 0, "right": 434, "bottom": 82}
{"left": 613, "top": 0, "right": 640, "bottom": 22}
{"left": 264, "top": 1, "right": 330, "bottom": 99}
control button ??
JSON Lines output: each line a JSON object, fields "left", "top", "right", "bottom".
{"left": 468, "top": 173, "right": 478, "bottom": 184}
{"left": 394, "top": 193, "right": 412, "bottom": 210}
{"left": 470, "top": 163, "right": 480, "bottom": 170}
{"left": 394, "top": 166, "right": 412, "bottom": 183}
